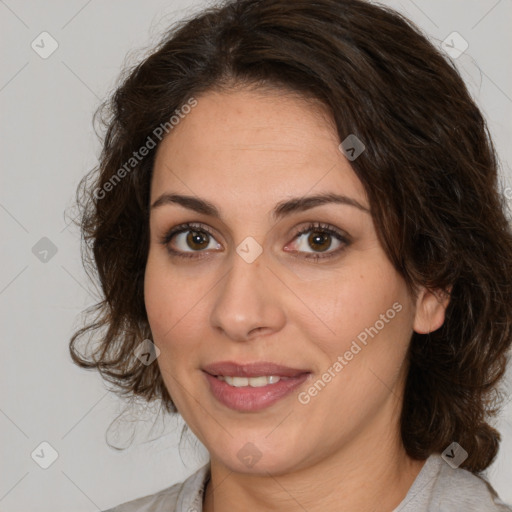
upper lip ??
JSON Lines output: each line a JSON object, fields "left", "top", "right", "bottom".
{"left": 202, "top": 361, "right": 310, "bottom": 378}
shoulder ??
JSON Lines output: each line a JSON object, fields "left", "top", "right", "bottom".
{"left": 101, "top": 463, "right": 210, "bottom": 512}
{"left": 396, "top": 454, "right": 512, "bottom": 512}
{"left": 434, "top": 456, "right": 512, "bottom": 512}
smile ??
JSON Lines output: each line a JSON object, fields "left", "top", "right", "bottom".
{"left": 202, "top": 361, "right": 312, "bottom": 412}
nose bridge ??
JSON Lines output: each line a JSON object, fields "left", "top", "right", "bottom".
{"left": 210, "top": 246, "right": 285, "bottom": 341}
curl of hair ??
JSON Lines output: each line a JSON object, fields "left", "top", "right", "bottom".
{"left": 69, "top": 0, "right": 512, "bottom": 472}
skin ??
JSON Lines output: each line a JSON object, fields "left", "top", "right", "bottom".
{"left": 144, "top": 87, "right": 450, "bottom": 512}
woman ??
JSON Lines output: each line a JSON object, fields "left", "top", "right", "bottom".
{"left": 69, "top": 0, "right": 512, "bottom": 510}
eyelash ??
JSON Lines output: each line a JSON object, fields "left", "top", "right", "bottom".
{"left": 158, "top": 222, "right": 351, "bottom": 262}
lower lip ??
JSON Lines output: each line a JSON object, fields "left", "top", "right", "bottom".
{"left": 203, "top": 372, "right": 310, "bottom": 412}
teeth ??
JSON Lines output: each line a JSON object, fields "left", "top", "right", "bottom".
{"left": 217, "top": 375, "right": 282, "bottom": 387}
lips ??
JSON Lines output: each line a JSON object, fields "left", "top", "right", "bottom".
{"left": 202, "top": 360, "right": 312, "bottom": 412}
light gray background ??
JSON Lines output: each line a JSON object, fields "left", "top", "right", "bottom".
{"left": 1, "top": 1, "right": 511, "bottom": 510}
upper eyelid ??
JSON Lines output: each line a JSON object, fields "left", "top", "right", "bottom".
{"left": 294, "top": 223, "right": 350, "bottom": 240}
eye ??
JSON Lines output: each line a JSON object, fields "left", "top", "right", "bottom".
{"left": 285, "top": 222, "right": 351, "bottom": 262}
{"left": 159, "top": 222, "right": 221, "bottom": 259}
{"left": 159, "top": 221, "right": 351, "bottom": 262}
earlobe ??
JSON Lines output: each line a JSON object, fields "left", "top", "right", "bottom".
{"left": 413, "top": 286, "right": 451, "bottom": 334}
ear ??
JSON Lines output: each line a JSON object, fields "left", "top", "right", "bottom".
{"left": 413, "top": 286, "right": 451, "bottom": 334}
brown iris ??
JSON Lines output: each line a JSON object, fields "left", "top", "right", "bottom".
{"left": 187, "top": 230, "right": 210, "bottom": 250}
{"left": 308, "top": 231, "right": 331, "bottom": 252}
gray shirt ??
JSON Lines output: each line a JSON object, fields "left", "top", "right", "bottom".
{"left": 103, "top": 454, "right": 512, "bottom": 511}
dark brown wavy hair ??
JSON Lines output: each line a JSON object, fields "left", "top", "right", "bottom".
{"left": 69, "top": 0, "right": 512, "bottom": 473}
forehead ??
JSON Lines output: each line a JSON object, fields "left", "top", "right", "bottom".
{"left": 151, "top": 89, "right": 367, "bottom": 207}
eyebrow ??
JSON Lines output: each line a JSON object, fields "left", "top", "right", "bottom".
{"left": 150, "top": 192, "right": 370, "bottom": 220}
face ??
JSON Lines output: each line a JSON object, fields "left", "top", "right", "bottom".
{"left": 144, "top": 88, "right": 447, "bottom": 475}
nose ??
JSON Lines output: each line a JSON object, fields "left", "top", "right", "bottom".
{"left": 209, "top": 250, "right": 286, "bottom": 342}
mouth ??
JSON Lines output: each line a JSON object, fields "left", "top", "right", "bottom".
{"left": 202, "top": 361, "right": 311, "bottom": 411}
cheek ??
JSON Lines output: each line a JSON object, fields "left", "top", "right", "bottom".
{"left": 144, "top": 255, "right": 194, "bottom": 363}
{"left": 144, "top": 258, "right": 205, "bottom": 409}
{"left": 300, "top": 264, "right": 414, "bottom": 385}
{"left": 315, "top": 263, "right": 408, "bottom": 335}
{"left": 144, "top": 256, "right": 172, "bottom": 335}
{"left": 297, "top": 270, "right": 413, "bottom": 431}
{"left": 144, "top": 250, "right": 201, "bottom": 337}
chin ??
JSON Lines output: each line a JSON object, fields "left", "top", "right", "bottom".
{"left": 209, "top": 434, "right": 308, "bottom": 476}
